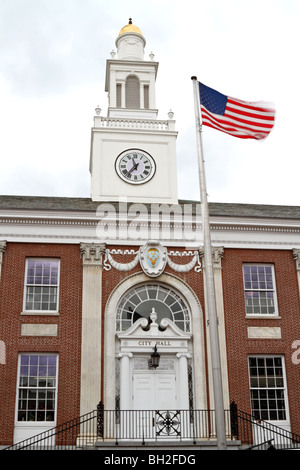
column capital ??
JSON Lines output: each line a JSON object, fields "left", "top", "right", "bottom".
{"left": 199, "top": 246, "right": 224, "bottom": 269}
{"left": 293, "top": 249, "right": 300, "bottom": 271}
{"left": 80, "top": 243, "right": 106, "bottom": 266}
{"left": 0, "top": 240, "right": 7, "bottom": 265}
{"left": 0, "top": 240, "right": 7, "bottom": 254}
{"left": 176, "top": 352, "right": 191, "bottom": 359}
{"left": 118, "top": 352, "right": 133, "bottom": 359}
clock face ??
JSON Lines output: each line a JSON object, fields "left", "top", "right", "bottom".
{"left": 115, "top": 149, "right": 156, "bottom": 185}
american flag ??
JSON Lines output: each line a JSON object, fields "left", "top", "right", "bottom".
{"left": 198, "top": 82, "right": 275, "bottom": 140}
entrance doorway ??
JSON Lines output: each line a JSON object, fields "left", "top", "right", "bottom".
{"left": 105, "top": 274, "right": 207, "bottom": 412}
{"left": 130, "top": 369, "right": 179, "bottom": 440}
{"left": 133, "top": 371, "right": 177, "bottom": 410}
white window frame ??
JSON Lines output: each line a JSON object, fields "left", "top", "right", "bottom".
{"left": 15, "top": 353, "right": 59, "bottom": 425}
{"left": 248, "top": 355, "right": 290, "bottom": 425}
{"left": 243, "top": 264, "right": 278, "bottom": 317}
{"left": 116, "top": 283, "right": 191, "bottom": 333}
{"left": 23, "top": 258, "right": 60, "bottom": 314}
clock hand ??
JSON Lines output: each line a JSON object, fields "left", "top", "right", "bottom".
{"left": 128, "top": 161, "right": 139, "bottom": 173}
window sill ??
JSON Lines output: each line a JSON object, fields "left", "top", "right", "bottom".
{"left": 246, "top": 315, "right": 281, "bottom": 320}
{"left": 21, "top": 311, "right": 60, "bottom": 316}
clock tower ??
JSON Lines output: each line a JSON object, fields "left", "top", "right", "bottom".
{"left": 89, "top": 19, "right": 178, "bottom": 204}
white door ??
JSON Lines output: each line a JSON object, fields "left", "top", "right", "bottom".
{"left": 133, "top": 372, "right": 177, "bottom": 410}
{"left": 132, "top": 372, "right": 179, "bottom": 439}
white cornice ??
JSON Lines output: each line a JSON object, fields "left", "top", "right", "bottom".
{"left": 1, "top": 208, "right": 300, "bottom": 249}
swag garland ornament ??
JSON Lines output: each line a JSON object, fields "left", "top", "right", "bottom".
{"left": 103, "top": 241, "right": 202, "bottom": 277}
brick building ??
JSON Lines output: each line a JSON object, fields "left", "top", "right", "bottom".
{"left": 0, "top": 20, "right": 300, "bottom": 450}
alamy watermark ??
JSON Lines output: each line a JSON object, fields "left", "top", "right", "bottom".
{"left": 95, "top": 201, "right": 202, "bottom": 243}
{"left": 292, "top": 340, "right": 300, "bottom": 365}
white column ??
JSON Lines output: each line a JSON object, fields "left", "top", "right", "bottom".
{"left": 149, "top": 72, "right": 156, "bottom": 109}
{"left": 80, "top": 243, "right": 106, "bottom": 415}
{"left": 0, "top": 242, "right": 7, "bottom": 364}
{"left": 140, "top": 83, "right": 144, "bottom": 109}
{"left": 0, "top": 240, "right": 6, "bottom": 283}
{"left": 200, "top": 246, "right": 230, "bottom": 411}
{"left": 121, "top": 81, "right": 126, "bottom": 108}
{"left": 118, "top": 352, "right": 133, "bottom": 410}
{"left": 293, "top": 249, "right": 300, "bottom": 299}
{"left": 109, "top": 70, "right": 116, "bottom": 107}
{"left": 176, "top": 353, "right": 191, "bottom": 410}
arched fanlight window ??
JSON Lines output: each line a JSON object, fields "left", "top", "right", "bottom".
{"left": 116, "top": 284, "right": 191, "bottom": 332}
{"left": 126, "top": 75, "right": 140, "bottom": 109}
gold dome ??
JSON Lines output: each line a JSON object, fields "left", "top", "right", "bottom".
{"left": 118, "top": 18, "right": 143, "bottom": 37}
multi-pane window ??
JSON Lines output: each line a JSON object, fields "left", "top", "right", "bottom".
{"left": 249, "top": 356, "right": 287, "bottom": 421}
{"left": 243, "top": 264, "right": 277, "bottom": 315}
{"left": 17, "top": 354, "right": 58, "bottom": 422}
{"left": 116, "top": 284, "right": 191, "bottom": 332}
{"left": 24, "top": 259, "right": 59, "bottom": 312}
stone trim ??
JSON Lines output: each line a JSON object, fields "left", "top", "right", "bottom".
{"left": 80, "top": 243, "right": 106, "bottom": 266}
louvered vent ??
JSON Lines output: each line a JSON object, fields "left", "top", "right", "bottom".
{"left": 144, "top": 85, "right": 149, "bottom": 109}
{"left": 116, "top": 84, "right": 122, "bottom": 108}
{"left": 126, "top": 76, "right": 140, "bottom": 109}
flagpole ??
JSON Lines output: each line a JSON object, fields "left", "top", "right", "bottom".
{"left": 191, "top": 76, "right": 227, "bottom": 450}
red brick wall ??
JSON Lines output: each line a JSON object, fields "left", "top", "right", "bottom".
{"left": 2, "top": 241, "right": 299, "bottom": 444}
{"left": 222, "top": 248, "right": 300, "bottom": 435}
{"left": 0, "top": 242, "right": 82, "bottom": 445}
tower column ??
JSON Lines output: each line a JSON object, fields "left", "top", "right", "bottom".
{"left": 121, "top": 81, "right": 126, "bottom": 108}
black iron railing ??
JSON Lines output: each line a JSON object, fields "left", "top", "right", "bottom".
{"left": 3, "top": 402, "right": 300, "bottom": 450}
{"left": 4, "top": 406, "right": 232, "bottom": 450}
{"left": 230, "top": 402, "right": 300, "bottom": 450}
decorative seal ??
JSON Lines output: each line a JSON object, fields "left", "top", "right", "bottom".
{"left": 139, "top": 241, "right": 167, "bottom": 277}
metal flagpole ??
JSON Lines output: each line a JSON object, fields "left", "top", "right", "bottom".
{"left": 191, "top": 76, "right": 227, "bottom": 450}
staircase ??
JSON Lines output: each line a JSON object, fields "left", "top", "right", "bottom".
{"left": 2, "top": 402, "right": 300, "bottom": 451}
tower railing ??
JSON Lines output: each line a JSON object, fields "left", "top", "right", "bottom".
{"left": 93, "top": 116, "right": 175, "bottom": 131}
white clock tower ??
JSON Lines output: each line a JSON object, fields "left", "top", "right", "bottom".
{"left": 89, "top": 19, "right": 178, "bottom": 204}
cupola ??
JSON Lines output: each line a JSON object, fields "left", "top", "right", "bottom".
{"left": 115, "top": 18, "right": 146, "bottom": 60}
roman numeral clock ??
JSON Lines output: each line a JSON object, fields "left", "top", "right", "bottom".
{"left": 115, "top": 149, "right": 156, "bottom": 185}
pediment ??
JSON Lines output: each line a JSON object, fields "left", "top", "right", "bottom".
{"left": 117, "top": 308, "right": 191, "bottom": 342}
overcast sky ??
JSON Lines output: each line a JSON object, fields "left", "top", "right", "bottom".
{"left": 0, "top": 0, "right": 299, "bottom": 206}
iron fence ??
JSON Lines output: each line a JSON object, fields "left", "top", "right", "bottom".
{"left": 232, "top": 405, "right": 300, "bottom": 450}
{"left": 3, "top": 402, "right": 300, "bottom": 450}
{"left": 4, "top": 406, "right": 233, "bottom": 450}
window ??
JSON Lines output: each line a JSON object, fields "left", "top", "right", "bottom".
{"left": 116, "top": 284, "right": 191, "bottom": 332}
{"left": 24, "top": 259, "right": 60, "bottom": 312}
{"left": 17, "top": 354, "right": 58, "bottom": 422}
{"left": 249, "top": 356, "right": 287, "bottom": 421}
{"left": 243, "top": 264, "right": 277, "bottom": 315}
{"left": 126, "top": 75, "right": 140, "bottom": 109}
